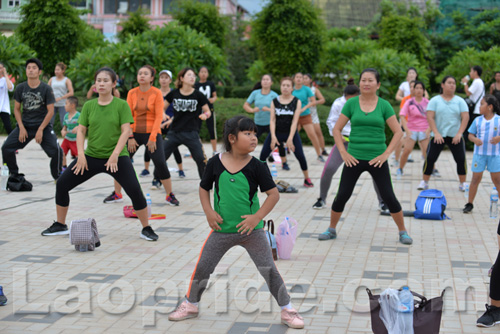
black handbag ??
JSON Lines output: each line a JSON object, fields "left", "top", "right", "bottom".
{"left": 7, "top": 173, "right": 33, "bottom": 191}
{"left": 367, "top": 288, "right": 445, "bottom": 334}
{"left": 464, "top": 87, "right": 484, "bottom": 114}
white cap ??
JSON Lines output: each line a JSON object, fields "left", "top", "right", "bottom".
{"left": 159, "top": 70, "right": 172, "bottom": 79}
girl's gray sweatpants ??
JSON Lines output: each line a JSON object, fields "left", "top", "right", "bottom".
{"left": 186, "top": 229, "right": 290, "bottom": 306}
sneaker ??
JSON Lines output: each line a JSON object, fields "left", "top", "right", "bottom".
{"left": 396, "top": 168, "right": 403, "bottom": 177}
{"left": 166, "top": 193, "right": 180, "bottom": 206}
{"left": 317, "top": 155, "right": 325, "bottom": 163}
{"left": 432, "top": 169, "right": 441, "bottom": 177}
{"left": 417, "top": 180, "right": 428, "bottom": 190}
{"left": 103, "top": 191, "right": 123, "bottom": 203}
{"left": 0, "top": 286, "right": 7, "bottom": 306}
{"left": 477, "top": 304, "right": 500, "bottom": 327}
{"left": 140, "top": 226, "right": 159, "bottom": 241}
{"left": 391, "top": 160, "right": 399, "bottom": 167}
{"left": 459, "top": 182, "right": 467, "bottom": 192}
{"left": 184, "top": 152, "right": 191, "bottom": 158}
{"left": 151, "top": 179, "right": 162, "bottom": 190}
{"left": 281, "top": 308, "right": 304, "bottom": 329}
{"left": 312, "top": 198, "right": 326, "bottom": 209}
{"left": 463, "top": 202, "right": 474, "bottom": 213}
{"left": 178, "top": 170, "right": 186, "bottom": 178}
{"left": 140, "top": 169, "right": 150, "bottom": 177}
{"left": 407, "top": 158, "right": 414, "bottom": 163}
{"left": 168, "top": 300, "right": 199, "bottom": 321}
{"left": 282, "top": 162, "right": 290, "bottom": 171}
{"left": 268, "top": 155, "right": 275, "bottom": 163}
{"left": 321, "top": 149, "right": 329, "bottom": 156}
{"left": 379, "top": 202, "right": 389, "bottom": 213}
{"left": 489, "top": 264, "right": 494, "bottom": 277}
{"left": 399, "top": 231, "right": 413, "bottom": 245}
{"left": 318, "top": 228, "right": 336, "bottom": 240}
{"left": 304, "top": 178, "right": 314, "bottom": 188}
{"left": 41, "top": 221, "right": 69, "bottom": 236}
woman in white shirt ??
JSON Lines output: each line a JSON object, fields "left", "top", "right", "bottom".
{"left": 0, "top": 62, "right": 14, "bottom": 134}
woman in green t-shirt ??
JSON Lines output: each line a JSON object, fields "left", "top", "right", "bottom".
{"left": 41, "top": 67, "right": 159, "bottom": 242}
{"left": 318, "top": 68, "right": 413, "bottom": 245}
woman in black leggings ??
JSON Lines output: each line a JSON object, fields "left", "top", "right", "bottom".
{"left": 318, "top": 68, "right": 412, "bottom": 245}
{"left": 41, "top": 67, "right": 158, "bottom": 241}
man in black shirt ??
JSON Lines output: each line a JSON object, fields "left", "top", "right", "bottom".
{"left": 2, "top": 58, "right": 62, "bottom": 181}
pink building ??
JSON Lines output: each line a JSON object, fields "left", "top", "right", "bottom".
{"left": 87, "top": 0, "right": 249, "bottom": 33}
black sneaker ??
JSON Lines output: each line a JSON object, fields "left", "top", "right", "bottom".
{"left": 0, "top": 286, "right": 6, "bottom": 306}
{"left": 477, "top": 304, "right": 500, "bottom": 327}
{"left": 41, "top": 221, "right": 69, "bottom": 236}
{"left": 312, "top": 198, "right": 326, "bottom": 209}
{"left": 103, "top": 191, "right": 123, "bottom": 203}
{"left": 268, "top": 155, "right": 275, "bottom": 163}
{"left": 151, "top": 179, "right": 162, "bottom": 190}
{"left": 321, "top": 149, "right": 328, "bottom": 156}
{"left": 463, "top": 202, "right": 474, "bottom": 213}
{"left": 141, "top": 226, "right": 159, "bottom": 241}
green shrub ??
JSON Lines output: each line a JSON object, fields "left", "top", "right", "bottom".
{"left": 0, "top": 35, "right": 36, "bottom": 81}
{"left": 117, "top": 9, "right": 151, "bottom": 42}
{"left": 438, "top": 46, "right": 500, "bottom": 87}
{"left": 67, "top": 22, "right": 229, "bottom": 92}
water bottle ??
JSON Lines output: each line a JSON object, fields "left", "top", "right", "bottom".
{"left": 146, "top": 193, "right": 152, "bottom": 218}
{"left": 1, "top": 164, "right": 9, "bottom": 190}
{"left": 398, "top": 286, "right": 414, "bottom": 334}
{"left": 490, "top": 187, "right": 498, "bottom": 219}
{"left": 270, "top": 164, "right": 278, "bottom": 180}
{"left": 464, "top": 183, "right": 469, "bottom": 200}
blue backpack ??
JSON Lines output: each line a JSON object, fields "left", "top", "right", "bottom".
{"left": 414, "top": 189, "right": 449, "bottom": 220}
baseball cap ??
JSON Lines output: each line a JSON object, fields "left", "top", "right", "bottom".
{"left": 159, "top": 70, "right": 172, "bottom": 79}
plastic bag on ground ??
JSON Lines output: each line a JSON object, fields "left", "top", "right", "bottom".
{"left": 379, "top": 288, "right": 402, "bottom": 334}
{"left": 275, "top": 217, "right": 298, "bottom": 259}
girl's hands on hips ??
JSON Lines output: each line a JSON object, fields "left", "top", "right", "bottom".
{"left": 340, "top": 151, "right": 358, "bottom": 167}
{"left": 237, "top": 214, "right": 260, "bottom": 235}
{"left": 369, "top": 152, "right": 389, "bottom": 168}
{"left": 72, "top": 155, "right": 88, "bottom": 175}
{"left": 206, "top": 210, "right": 223, "bottom": 231}
{"left": 105, "top": 153, "right": 119, "bottom": 173}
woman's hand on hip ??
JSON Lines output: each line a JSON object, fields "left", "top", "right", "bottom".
{"left": 340, "top": 151, "right": 358, "bottom": 167}
{"left": 105, "top": 154, "right": 119, "bottom": 173}
{"left": 72, "top": 155, "right": 88, "bottom": 175}
{"left": 369, "top": 152, "right": 389, "bottom": 168}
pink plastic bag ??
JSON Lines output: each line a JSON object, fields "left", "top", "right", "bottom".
{"left": 275, "top": 217, "right": 298, "bottom": 260}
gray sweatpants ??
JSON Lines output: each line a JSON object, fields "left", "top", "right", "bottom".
{"left": 320, "top": 141, "right": 383, "bottom": 203}
{"left": 186, "top": 229, "right": 290, "bottom": 306}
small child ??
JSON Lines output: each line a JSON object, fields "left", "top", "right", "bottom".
{"left": 168, "top": 115, "right": 304, "bottom": 329}
{"left": 60, "top": 96, "right": 80, "bottom": 170}
{"left": 463, "top": 94, "right": 500, "bottom": 213}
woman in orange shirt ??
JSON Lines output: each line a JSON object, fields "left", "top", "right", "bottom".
{"left": 103, "top": 65, "right": 179, "bottom": 206}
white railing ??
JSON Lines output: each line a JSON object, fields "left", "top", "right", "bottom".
{"left": 0, "top": 11, "right": 21, "bottom": 22}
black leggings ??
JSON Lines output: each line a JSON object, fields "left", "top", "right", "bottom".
{"left": 332, "top": 160, "right": 402, "bottom": 213}
{"left": 0, "top": 112, "right": 12, "bottom": 134}
{"left": 256, "top": 124, "right": 285, "bottom": 157}
{"left": 205, "top": 107, "right": 216, "bottom": 140}
{"left": 129, "top": 133, "right": 170, "bottom": 180}
{"left": 423, "top": 136, "right": 467, "bottom": 176}
{"left": 56, "top": 155, "right": 147, "bottom": 210}
{"left": 260, "top": 131, "right": 308, "bottom": 171}
{"left": 491, "top": 223, "right": 500, "bottom": 300}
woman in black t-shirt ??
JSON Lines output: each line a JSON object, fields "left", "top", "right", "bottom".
{"left": 260, "top": 77, "right": 313, "bottom": 187}
{"left": 157, "top": 67, "right": 210, "bottom": 180}
{"left": 195, "top": 66, "right": 218, "bottom": 155}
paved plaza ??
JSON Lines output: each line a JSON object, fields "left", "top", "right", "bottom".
{"left": 0, "top": 136, "right": 498, "bottom": 333}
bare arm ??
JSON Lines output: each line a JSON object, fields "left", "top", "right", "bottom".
{"left": 4, "top": 70, "right": 13, "bottom": 91}
{"left": 452, "top": 111, "right": 469, "bottom": 144}
{"left": 199, "top": 187, "right": 222, "bottom": 231}
{"left": 72, "top": 125, "right": 88, "bottom": 175}
{"left": 60, "top": 78, "right": 74, "bottom": 100}
{"left": 35, "top": 104, "right": 55, "bottom": 143}
{"left": 86, "top": 85, "right": 95, "bottom": 99}
{"left": 209, "top": 91, "right": 217, "bottom": 105}
{"left": 395, "top": 89, "right": 404, "bottom": 102}
{"left": 314, "top": 87, "right": 325, "bottom": 106}
{"left": 243, "top": 101, "right": 258, "bottom": 114}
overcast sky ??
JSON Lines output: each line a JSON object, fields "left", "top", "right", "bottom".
{"left": 237, "top": 0, "right": 269, "bottom": 15}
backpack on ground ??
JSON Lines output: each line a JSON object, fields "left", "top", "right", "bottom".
{"left": 7, "top": 173, "right": 32, "bottom": 191}
{"left": 69, "top": 218, "right": 101, "bottom": 252}
{"left": 263, "top": 220, "right": 278, "bottom": 261}
{"left": 414, "top": 189, "right": 449, "bottom": 220}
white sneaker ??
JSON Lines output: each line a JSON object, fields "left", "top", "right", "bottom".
{"left": 417, "top": 180, "right": 428, "bottom": 190}
{"left": 459, "top": 182, "right": 466, "bottom": 192}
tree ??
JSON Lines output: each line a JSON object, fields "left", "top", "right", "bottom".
{"left": 17, "top": 0, "right": 105, "bottom": 76}
{"left": 171, "top": 0, "right": 229, "bottom": 50}
{"left": 251, "top": 0, "right": 325, "bottom": 79}
{"left": 117, "top": 9, "right": 151, "bottom": 42}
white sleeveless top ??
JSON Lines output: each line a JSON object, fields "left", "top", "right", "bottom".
{"left": 309, "top": 86, "right": 317, "bottom": 113}
{"left": 51, "top": 76, "right": 68, "bottom": 107}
